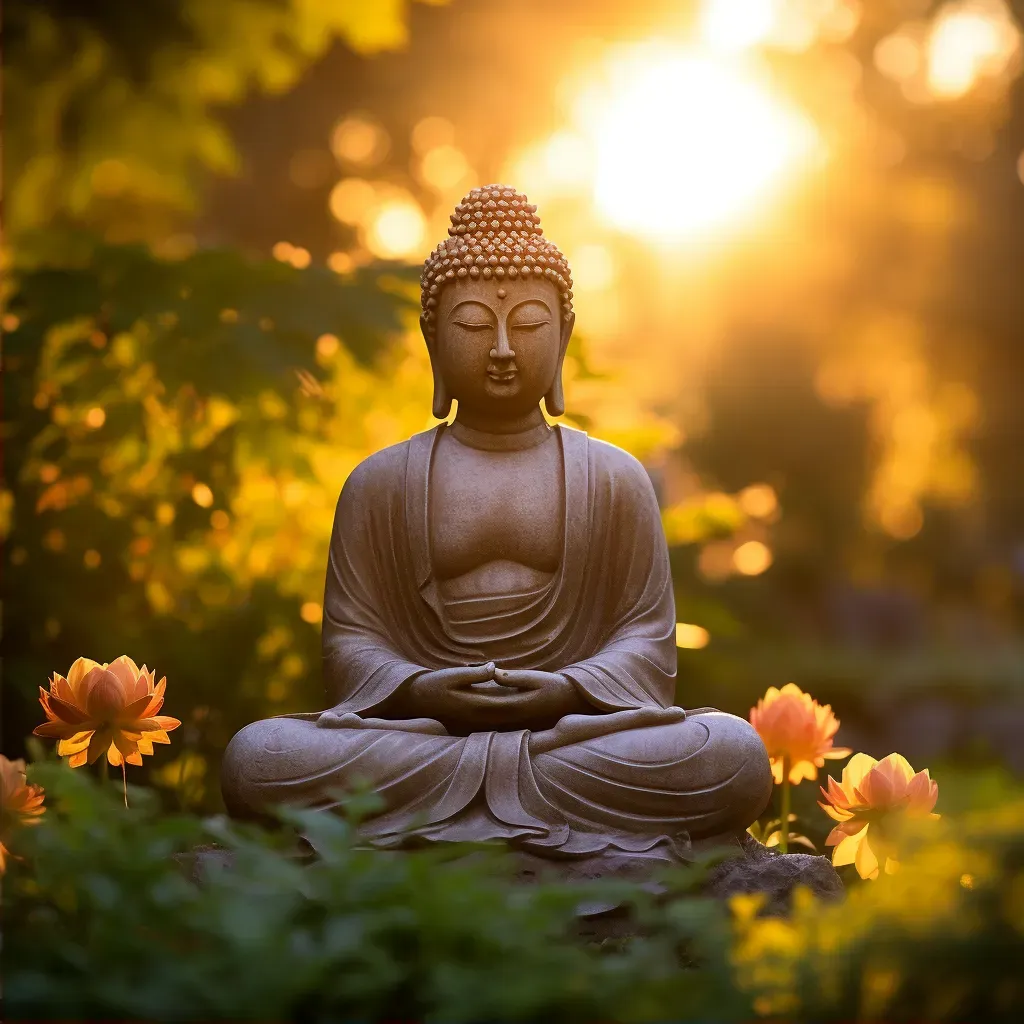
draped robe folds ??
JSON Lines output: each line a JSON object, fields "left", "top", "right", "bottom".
{"left": 222, "top": 425, "right": 772, "bottom": 856}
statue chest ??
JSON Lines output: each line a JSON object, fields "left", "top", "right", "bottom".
{"left": 429, "top": 435, "right": 564, "bottom": 584}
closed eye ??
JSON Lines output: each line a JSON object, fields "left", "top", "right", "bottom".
{"left": 511, "top": 321, "right": 551, "bottom": 330}
{"left": 452, "top": 321, "right": 493, "bottom": 331}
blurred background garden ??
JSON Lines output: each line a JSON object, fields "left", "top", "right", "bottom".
{"left": 4, "top": 0, "right": 1024, "bottom": 818}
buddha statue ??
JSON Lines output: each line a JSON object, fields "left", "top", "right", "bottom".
{"left": 222, "top": 185, "right": 772, "bottom": 859}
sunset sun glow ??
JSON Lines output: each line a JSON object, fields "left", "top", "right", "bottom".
{"left": 582, "top": 48, "right": 818, "bottom": 241}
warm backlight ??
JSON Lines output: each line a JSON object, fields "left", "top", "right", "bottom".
{"left": 587, "top": 50, "right": 817, "bottom": 241}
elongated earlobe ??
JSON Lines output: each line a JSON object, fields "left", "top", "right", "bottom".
{"left": 544, "top": 376, "right": 565, "bottom": 417}
{"left": 422, "top": 314, "right": 453, "bottom": 419}
{"left": 544, "top": 312, "right": 574, "bottom": 418}
{"left": 432, "top": 366, "right": 453, "bottom": 419}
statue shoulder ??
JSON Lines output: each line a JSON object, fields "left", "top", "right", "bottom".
{"left": 343, "top": 439, "right": 410, "bottom": 492}
{"left": 335, "top": 427, "right": 436, "bottom": 514}
{"left": 577, "top": 431, "right": 655, "bottom": 489}
{"left": 563, "top": 428, "right": 659, "bottom": 517}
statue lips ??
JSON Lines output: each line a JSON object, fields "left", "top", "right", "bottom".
{"left": 486, "top": 364, "right": 518, "bottom": 383}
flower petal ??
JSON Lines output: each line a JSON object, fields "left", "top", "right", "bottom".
{"left": 143, "top": 716, "right": 181, "bottom": 733}
{"left": 855, "top": 829, "right": 880, "bottom": 880}
{"left": 877, "top": 752, "right": 916, "bottom": 788}
{"left": 86, "top": 729, "right": 114, "bottom": 765}
{"left": 57, "top": 731, "right": 94, "bottom": 754}
{"left": 819, "top": 799, "right": 854, "bottom": 822}
{"left": 789, "top": 758, "right": 818, "bottom": 784}
{"left": 83, "top": 668, "right": 128, "bottom": 720}
{"left": 112, "top": 654, "right": 141, "bottom": 677}
{"left": 831, "top": 829, "right": 864, "bottom": 866}
{"left": 842, "top": 752, "right": 878, "bottom": 791}
{"left": 39, "top": 693, "right": 92, "bottom": 725}
{"left": 53, "top": 674, "right": 77, "bottom": 705}
{"left": 34, "top": 720, "right": 84, "bottom": 740}
{"left": 121, "top": 694, "right": 161, "bottom": 721}
{"left": 860, "top": 765, "right": 894, "bottom": 809}
{"left": 107, "top": 656, "right": 140, "bottom": 695}
{"left": 67, "top": 657, "right": 103, "bottom": 692}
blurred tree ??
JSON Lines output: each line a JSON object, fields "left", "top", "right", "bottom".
{"left": 1, "top": 0, "right": 438, "bottom": 805}
{"left": 4, "top": 0, "right": 432, "bottom": 253}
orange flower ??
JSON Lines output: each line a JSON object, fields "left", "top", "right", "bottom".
{"left": 0, "top": 755, "right": 46, "bottom": 873}
{"left": 819, "top": 752, "right": 939, "bottom": 879}
{"left": 749, "top": 683, "right": 851, "bottom": 784}
{"left": 34, "top": 656, "right": 181, "bottom": 768}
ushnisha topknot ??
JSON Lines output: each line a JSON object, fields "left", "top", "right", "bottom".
{"left": 420, "top": 184, "right": 573, "bottom": 341}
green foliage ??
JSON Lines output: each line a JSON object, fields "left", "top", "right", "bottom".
{"left": 6, "top": 764, "right": 1024, "bottom": 1021}
{"left": 732, "top": 803, "right": 1024, "bottom": 1022}
{"left": 2, "top": 243, "right": 425, "bottom": 799}
{"left": 4, "top": 763, "right": 748, "bottom": 1022}
{"left": 4, "top": 0, "right": 422, "bottom": 249}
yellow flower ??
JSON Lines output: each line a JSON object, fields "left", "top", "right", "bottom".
{"left": 34, "top": 656, "right": 181, "bottom": 767}
{"left": 0, "top": 755, "right": 46, "bottom": 873}
{"left": 749, "top": 683, "right": 851, "bottom": 784}
{"left": 819, "top": 752, "right": 940, "bottom": 880}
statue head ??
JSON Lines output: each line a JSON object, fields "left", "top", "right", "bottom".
{"left": 420, "top": 185, "right": 575, "bottom": 421}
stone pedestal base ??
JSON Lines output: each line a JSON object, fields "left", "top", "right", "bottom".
{"left": 503, "top": 834, "right": 842, "bottom": 938}
{"left": 180, "top": 832, "right": 843, "bottom": 937}
{"left": 702, "top": 833, "right": 844, "bottom": 913}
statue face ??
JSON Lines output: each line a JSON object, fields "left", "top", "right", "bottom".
{"left": 431, "top": 276, "right": 569, "bottom": 419}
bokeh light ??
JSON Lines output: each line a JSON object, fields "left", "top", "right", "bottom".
{"left": 875, "top": 29, "right": 923, "bottom": 84}
{"left": 738, "top": 484, "right": 779, "bottom": 519}
{"left": 733, "top": 540, "right": 773, "bottom": 575}
{"left": 316, "top": 333, "right": 340, "bottom": 359}
{"left": 699, "top": 541, "right": 736, "bottom": 582}
{"left": 700, "top": 0, "right": 776, "bottom": 53}
{"left": 331, "top": 115, "right": 389, "bottom": 166}
{"left": 926, "top": 0, "right": 1021, "bottom": 99}
{"left": 418, "top": 144, "right": 472, "bottom": 190}
{"left": 411, "top": 115, "right": 455, "bottom": 154}
{"left": 327, "top": 252, "right": 355, "bottom": 274}
{"left": 699, "top": 0, "right": 861, "bottom": 55}
{"left": 191, "top": 483, "right": 214, "bottom": 508}
{"left": 300, "top": 601, "right": 323, "bottom": 624}
{"left": 879, "top": 503, "right": 924, "bottom": 540}
{"left": 583, "top": 47, "right": 819, "bottom": 241}
{"left": 675, "top": 622, "right": 711, "bottom": 649}
{"left": 363, "top": 198, "right": 427, "bottom": 259}
{"left": 329, "top": 178, "right": 376, "bottom": 225}
{"left": 271, "top": 241, "right": 311, "bottom": 268}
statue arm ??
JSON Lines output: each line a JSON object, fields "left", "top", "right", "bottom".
{"left": 321, "top": 455, "right": 429, "bottom": 714}
{"left": 559, "top": 447, "right": 677, "bottom": 712}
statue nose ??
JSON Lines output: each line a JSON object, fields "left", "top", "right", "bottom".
{"left": 490, "top": 324, "right": 515, "bottom": 361}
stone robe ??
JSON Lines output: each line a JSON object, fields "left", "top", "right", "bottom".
{"left": 222, "top": 425, "right": 772, "bottom": 856}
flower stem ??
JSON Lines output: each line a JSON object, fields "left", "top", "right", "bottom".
{"left": 779, "top": 757, "right": 791, "bottom": 854}
{"left": 121, "top": 760, "right": 129, "bottom": 808}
